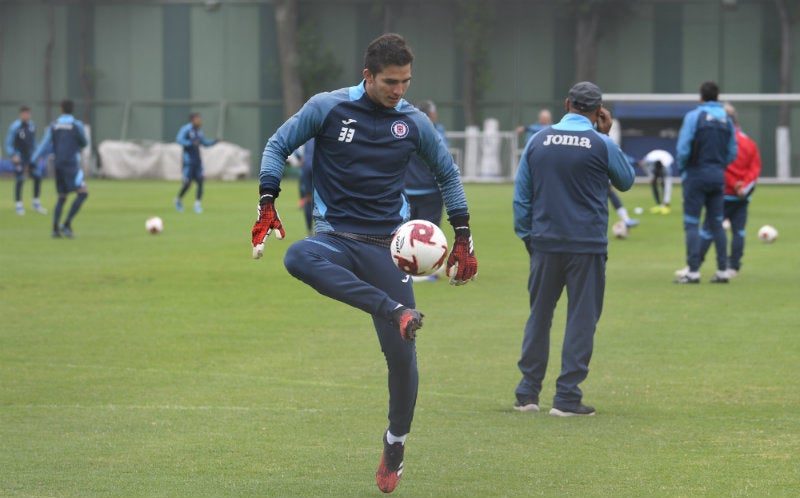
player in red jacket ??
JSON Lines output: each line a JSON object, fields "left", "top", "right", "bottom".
{"left": 687, "top": 104, "right": 762, "bottom": 280}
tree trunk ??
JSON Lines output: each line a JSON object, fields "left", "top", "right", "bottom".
{"left": 0, "top": 3, "right": 4, "bottom": 99}
{"left": 774, "top": 0, "right": 791, "bottom": 127}
{"left": 274, "top": 0, "right": 304, "bottom": 118}
{"left": 44, "top": 4, "right": 56, "bottom": 122}
{"left": 574, "top": 4, "right": 600, "bottom": 82}
{"left": 462, "top": 49, "right": 478, "bottom": 126}
{"left": 79, "top": 1, "right": 93, "bottom": 123}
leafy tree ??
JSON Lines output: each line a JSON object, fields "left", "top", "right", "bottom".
{"left": 295, "top": 15, "right": 342, "bottom": 100}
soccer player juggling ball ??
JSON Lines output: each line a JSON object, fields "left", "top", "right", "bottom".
{"left": 250, "top": 33, "right": 477, "bottom": 494}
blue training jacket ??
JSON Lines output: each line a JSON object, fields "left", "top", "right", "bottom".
{"left": 513, "top": 113, "right": 635, "bottom": 254}
{"left": 176, "top": 123, "right": 216, "bottom": 166}
{"left": 31, "top": 114, "right": 87, "bottom": 169}
{"left": 5, "top": 119, "right": 36, "bottom": 164}
{"left": 676, "top": 101, "right": 737, "bottom": 177}
{"left": 404, "top": 121, "right": 448, "bottom": 195}
{"left": 260, "top": 81, "right": 468, "bottom": 235}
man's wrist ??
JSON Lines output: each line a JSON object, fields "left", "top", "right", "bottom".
{"left": 448, "top": 214, "right": 471, "bottom": 238}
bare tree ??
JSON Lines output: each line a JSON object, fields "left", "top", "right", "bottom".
{"left": 274, "top": 0, "right": 304, "bottom": 118}
{"left": 44, "top": 3, "right": 56, "bottom": 122}
{"left": 561, "top": 0, "right": 635, "bottom": 83}
{"left": 79, "top": 1, "right": 93, "bottom": 123}
{"left": 456, "top": 0, "right": 495, "bottom": 126}
{"left": 774, "top": 0, "right": 792, "bottom": 128}
{"left": 0, "top": 3, "right": 4, "bottom": 99}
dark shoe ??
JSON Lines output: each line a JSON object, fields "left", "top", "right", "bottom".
{"left": 376, "top": 432, "right": 405, "bottom": 493}
{"left": 674, "top": 275, "right": 699, "bottom": 284}
{"left": 514, "top": 397, "right": 540, "bottom": 413}
{"left": 549, "top": 404, "right": 596, "bottom": 417}
{"left": 60, "top": 225, "right": 75, "bottom": 239}
{"left": 392, "top": 306, "right": 423, "bottom": 341}
{"left": 51, "top": 229, "right": 62, "bottom": 239}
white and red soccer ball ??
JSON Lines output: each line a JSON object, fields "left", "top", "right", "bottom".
{"left": 611, "top": 220, "right": 628, "bottom": 239}
{"left": 757, "top": 225, "right": 778, "bottom": 243}
{"left": 390, "top": 220, "right": 449, "bottom": 276}
{"left": 145, "top": 216, "right": 164, "bottom": 234}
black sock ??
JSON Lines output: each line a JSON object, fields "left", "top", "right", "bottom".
{"left": 64, "top": 192, "right": 88, "bottom": 227}
{"left": 53, "top": 197, "right": 66, "bottom": 229}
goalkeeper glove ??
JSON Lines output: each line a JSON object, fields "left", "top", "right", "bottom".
{"left": 445, "top": 215, "right": 478, "bottom": 285}
{"left": 251, "top": 191, "right": 285, "bottom": 259}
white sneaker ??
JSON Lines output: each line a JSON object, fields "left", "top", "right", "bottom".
{"left": 15, "top": 202, "right": 24, "bottom": 215}
{"left": 674, "top": 266, "right": 690, "bottom": 278}
{"left": 32, "top": 202, "right": 48, "bottom": 214}
{"left": 726, "top": 269, "right": 738, "bottom": 279}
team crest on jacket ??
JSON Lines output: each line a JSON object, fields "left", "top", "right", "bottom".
{"left": 391, "top": 120, "right": 409, "bottom": 139}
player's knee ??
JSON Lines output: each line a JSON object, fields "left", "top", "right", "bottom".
{"left": 384, "top": 347, "right": 416, "bottom": 374}
{"left": 283, "top": 243, "right": 310, "bottom": 279}
{"left": 78, "top": 191, "right": 88, "bottom": 200}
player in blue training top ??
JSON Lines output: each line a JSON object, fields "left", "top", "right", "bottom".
{"left": 403, "top": 100, "right": 447, "bottom": 281}
{"left": 6, "top": 106, "right": 47, "bottom": 215}
{"left": 250, "top": 33, "right": 478, "bottom": 494}
{"left": 174, "top": 113, "right": 216, "bottom": 213}
{"left": 674, "top": 81, "right": 737, "bottom": 284}
{"left": 513, "top": 82, "right": 635, "bottom": 417}
{"left": 516, "top": 108, "right": 552, "bottom": 145}
{"left": 31, "top": 99, "right": 89, "bottom": 238}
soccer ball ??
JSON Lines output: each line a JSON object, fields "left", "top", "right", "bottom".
{"left": 145, "top": 216, "right": 164, "bottom": 234}
{"left": 611, "top": 220, "right": 628, "bottom": 239}
{"left": 390, "top": 220, "right": 449, "bottom": 276}
{"left": 757, "top": 225, "right": 778, "bottom": 243}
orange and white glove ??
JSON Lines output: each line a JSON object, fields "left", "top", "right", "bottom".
{"left": 251, "top": 192, "right": 285, "bottom": 259}
{"left": 446, "top": 215, "right": 478, "bottom": 285}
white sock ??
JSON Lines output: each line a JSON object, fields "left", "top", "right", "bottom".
{"left": 616, "top": 207, "right": 630, "bottom": 223}
{"left": 386, "top": 430, "right": 406, "bottom": 446}
{"left": 688, "top": 271, "right": 700, "bottom": 279}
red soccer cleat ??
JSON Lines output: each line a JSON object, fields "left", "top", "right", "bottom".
{"left": 376, "top": 432, "right": 405, "bottom": 493}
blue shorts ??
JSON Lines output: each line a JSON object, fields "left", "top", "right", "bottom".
{"left": 55, "top": 166, "right": 85, "bottom": 194}
{"left": 183, "top": 163, "right": 204, "bottom": 182}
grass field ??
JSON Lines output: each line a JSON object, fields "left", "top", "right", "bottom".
{"left": 1, "top": 178, "right": 798, "bottom": 497}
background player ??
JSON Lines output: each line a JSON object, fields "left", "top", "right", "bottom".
{"left": 175, "top": 113, "right": 217, "bottom": 213}
{"left": 6, "top": 106, "right": 46, "bottom": 215}
{"left": 404, "top": 100, "right": 447, "bottom": 281}
{"left": 683, "top": 103, "right": 761, "bottom": 280}
{"left": 642, "top": 149, "right": 675, "bottom": 214}
{"left": 516, "top": 108, "right": 552, "bottom": 145}
{"left": 250, "top": 33, "right": 477, "bottom": 494}
{"left": 673, "top": 81, "right": 737, "bottom": 284}
{"left": 31, "top": 99, "right": 88, "bottom": 238}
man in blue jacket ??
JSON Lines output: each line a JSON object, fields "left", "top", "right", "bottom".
{"left": 31, "top": 99, "right": 89, "bottom": 238}
{"left": 674, "top": 81, "right": 737, "bottom": 284}
{"left": 513, "top": 82, "right": 635, "bottom": 417}
{"left": 5, "top": 106, "right": 46, "bottom": 215}
{"left": 175, "top": 113, "right": 216, "bottom": 213}
{"left": 250, "top": 33, "right": 477, "bottom": 494}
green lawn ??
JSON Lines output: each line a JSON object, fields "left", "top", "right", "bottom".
{"left": 1, "top": 179, "right": 798, "bottom": 497}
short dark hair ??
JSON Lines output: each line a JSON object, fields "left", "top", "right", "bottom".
{"left": 364, "top": 33, "right": 414, "bottom": 75}
{"left": 700, "top": 81, "right": 719, "bottom": 102}
{"left": 61, "top": 99, "right": 74, "bottom": 114}
{"left": 189, "top": 112, "right": 201, "bottom": 121}
{"left": 19, "top": 106, "right": 30, "bottom": 113}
